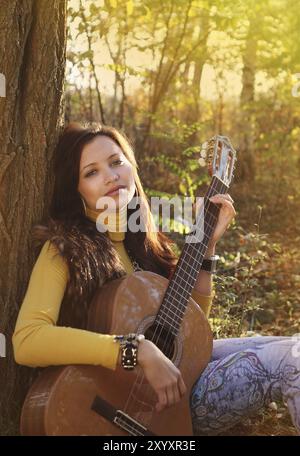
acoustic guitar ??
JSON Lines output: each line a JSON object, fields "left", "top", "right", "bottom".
{"left": 20, "top": 135, "right": 237, "bottom": 435}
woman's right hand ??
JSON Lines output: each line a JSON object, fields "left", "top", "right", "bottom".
{"left": 136, "top": 339, "right": 187, "bottom": 413}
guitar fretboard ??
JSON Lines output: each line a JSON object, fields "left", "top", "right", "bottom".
{"left": 153, "top": 175, "right": 228, "bottom": 338}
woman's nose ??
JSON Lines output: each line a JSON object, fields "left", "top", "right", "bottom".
{"left": 104, "top": 169, "right": 119, "bottom": 185}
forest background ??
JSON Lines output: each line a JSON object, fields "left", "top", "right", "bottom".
{"left": 0, "top": 0, "right": 299, "bottom": 435}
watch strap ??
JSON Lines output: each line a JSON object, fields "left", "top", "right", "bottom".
{"left": 201, "top": 255, "right": 219, "bottom": 273}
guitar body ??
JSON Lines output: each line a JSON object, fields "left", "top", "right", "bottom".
{"left": 20, "top": 271, "right": 213, "bottom": 436}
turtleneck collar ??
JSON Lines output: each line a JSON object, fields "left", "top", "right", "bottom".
{"left": 85, "top": 205, "right": 127, "bottom": 242}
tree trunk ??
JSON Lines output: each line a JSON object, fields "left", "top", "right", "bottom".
{"left": 0, "top": 0, "right": 66, "bottom": 435}
{"left": 237, "top": 17, "right": 257, "bottom": 183}
{"left": 185, "top": 14, "right": 209, "bottom": 145}
{"left": 191, "top": 14, "right": 209, "bottom": 121}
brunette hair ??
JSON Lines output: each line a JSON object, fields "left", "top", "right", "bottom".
{"left": 46, "top": 122, "right": 178, "bottom": 280}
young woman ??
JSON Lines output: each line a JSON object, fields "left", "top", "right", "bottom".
{"left": 13, "top": 123, "right": 300, "bottom": 435}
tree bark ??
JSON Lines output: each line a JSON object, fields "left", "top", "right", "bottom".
{"left": 0, "top": 0, "right": 66, "bottom": 435}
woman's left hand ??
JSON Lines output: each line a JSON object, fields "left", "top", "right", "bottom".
{"left": 195, "top": 193, "right": 236, "bottom": 248}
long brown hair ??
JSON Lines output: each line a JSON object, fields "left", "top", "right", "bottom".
{"left": 46, "top": 122, "right": 178, "bottom": 280}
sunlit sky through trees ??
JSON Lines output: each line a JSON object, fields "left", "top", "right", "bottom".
{"left": 68, "top": 0, "right": 293, "bottom": 101}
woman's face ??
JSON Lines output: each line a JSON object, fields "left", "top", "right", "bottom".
{"left": 78, "top": 135, "right": 136, "bottom": 212}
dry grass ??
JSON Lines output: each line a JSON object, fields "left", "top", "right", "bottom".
{"left": 221, "top": 404, "right": 297, "bottom": 436}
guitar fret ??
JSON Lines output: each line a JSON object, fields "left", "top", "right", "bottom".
{"left": 183, "top": 250, "right": 203, "bottom": 268}
{"left": 159, "top": 292, "right": 187, "bottom": 315}
{"left": 168, "top": 283, "right": 190, "bottom": 300}
{"left": 168, "top": 290, "right": 188, "bottom": 308}
{"left": 186, "top": 234, "right": 210, "bottom": 244}
{"left": 156, "top": 314, "right": 180, "bottom": 330}
{"left": 156, "top": 311, "right": 181, "bottom": 329}
{"left": 156, "top": 296, "right": 188, "bottom": 329}
{"left": 188, "top": 242, "right": 209, "bottom": 255}
{"left": 185, "top": 234, "right": 210, "bottom": 249}
{"left": 174, "top": 255, "right": 202, "bottom": 279}
{"left": 177, "top": 263, "right": 199, "bottom": 280}
{"left": 167, "top": 275, "right": 194, "bottom": 301}
{"left": 166, "top": 275, "right": 194, "bottom": 299}
{"left": 168, "top": 254, "right": 203, "bottom": 291}
{"left": 170, "top": 280, "right": 194, "bottom": 296}
{"left": 160, "top": 298, "right": 185, "bottom": 318}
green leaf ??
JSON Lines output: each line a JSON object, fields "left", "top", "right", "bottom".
{"left": 179, "top": 182, "right": 187, "bottom": 195}
{"left": 141, "top": 5, "right": 152, "bottom": 21}
{"left": 126, "top": 0, "right": 134, "bottom": 16}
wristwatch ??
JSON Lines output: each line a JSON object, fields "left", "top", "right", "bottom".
{"left": 201, "top": 254, "right": 219, "bottom": 274}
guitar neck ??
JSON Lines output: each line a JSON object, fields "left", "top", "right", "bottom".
{"left": 153, "top": 175, "right": 229, "bottom": 337}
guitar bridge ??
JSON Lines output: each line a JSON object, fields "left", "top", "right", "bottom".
{"left": 91, "top": 395, "right": 155, "bottom": 436}
{"left": 114, "top": 409, "right": 148, "bottom": 435}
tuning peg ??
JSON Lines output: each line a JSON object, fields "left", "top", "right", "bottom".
{"left": 198, "top": 157, "right": 206, "bottom": 167}
{"left": 201, "top": 141, "right": 208, "bottom": 149}
{"left": 200, "top": 149, "right": 207, "bottom": 158}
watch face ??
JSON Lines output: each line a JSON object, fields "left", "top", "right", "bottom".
{"left": 202, "top": 257, "right": 218, "bottom": 273}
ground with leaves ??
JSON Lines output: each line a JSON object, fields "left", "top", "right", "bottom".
{"left": 206, "top": 178, "right": 300, "bottom": 436}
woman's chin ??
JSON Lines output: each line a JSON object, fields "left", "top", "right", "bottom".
{"left": 95, "top": 196, "right": 125, "bottom": 213}
{"left": 97, "top": 188, "right": 134, "bottom": 211}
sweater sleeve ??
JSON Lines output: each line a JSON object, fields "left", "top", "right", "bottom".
{"left": 190, "top": 284, "right": 215, "bottom": 318}
{"left": 12, "top": 241, "right": 120, "bottom": 370}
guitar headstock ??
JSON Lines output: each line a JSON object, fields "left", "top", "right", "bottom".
{"left": 198, "top": 135, "right": 237, "bottom": 186}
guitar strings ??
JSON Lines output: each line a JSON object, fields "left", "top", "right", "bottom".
{"left": 132, "top": 178, "right": 226, "bottom": 425}
{"left": 121, "top": 177, "right": 226, "bottom": 427}
{"left": 121, "top": 176, "right": 228, "bottom": 430}
{"left": 122, "top": 178, "right": 225, "bottom": 428}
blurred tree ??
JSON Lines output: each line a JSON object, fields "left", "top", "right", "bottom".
{"left": 238, "top": 13, "right": 258, "bottom": 182}
{"left": 79, "top": 0, "right": 106, "bottom": 123}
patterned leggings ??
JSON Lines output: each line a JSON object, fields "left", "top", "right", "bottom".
{"left": 190, "top": 336, "right": 300, "bottom": 435}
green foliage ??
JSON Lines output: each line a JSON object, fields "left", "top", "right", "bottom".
{"left": 208, "top": 221, "right": 300, "bottom": 339}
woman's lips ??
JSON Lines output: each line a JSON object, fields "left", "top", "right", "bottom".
{"left": 105, "top": 187, "right": 126, "bottom": 196}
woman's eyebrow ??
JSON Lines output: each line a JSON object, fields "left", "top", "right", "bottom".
{"left": 81, "top": 153, "right": 119, "bottom": 172}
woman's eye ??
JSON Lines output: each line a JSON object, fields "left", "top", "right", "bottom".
{"left": 85, "top": 160, "right": 123, "bottom": 178}
{"left": 112, "top": 159, "right": 123, "bottom": 166}
{"left": 85, "top": 170, "right": 97, "bottom": 178}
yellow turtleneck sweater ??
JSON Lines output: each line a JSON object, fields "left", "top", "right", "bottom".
{"left": 12, "top": 207, "right": 215, "bottom": 371}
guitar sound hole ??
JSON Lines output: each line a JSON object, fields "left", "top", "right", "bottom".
{"left": 144, "top": 325, "right": 175, "bottom": 360}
